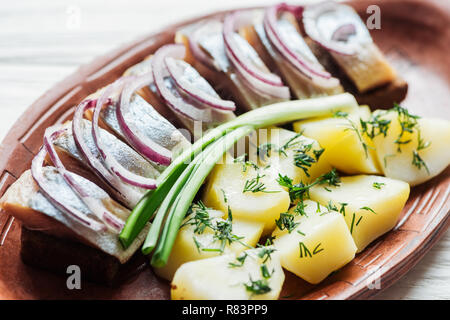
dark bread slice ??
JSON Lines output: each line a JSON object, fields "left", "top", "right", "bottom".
{"left": 20, "top": 226, "right": 146, "bottom": 286}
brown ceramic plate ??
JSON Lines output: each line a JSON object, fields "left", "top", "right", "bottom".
{"left": 0, "top": 0, "right": 449, "bottom": 300}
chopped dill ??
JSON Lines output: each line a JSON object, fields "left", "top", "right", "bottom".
{"left": 244, "top": 278, "right": 271, "bottom": 295}
{"left": 264, "top": 235, "right": 276, "bottom": 246}
{"left": 260, "top": 264, "right": 274, "bottom": 279}
{"left": 360, "top": 112, "right": 391, "bottom": 139}
{"left": 312, "top": 243, "right": 324, "bottom": 255}
{"left": 360, "top": 206, "right": 377, "bottom": 215}
{"left": 275, "top": 212, "right": 299, "bottom": 233}
{"left": 228, "top": 252, "right": 248, "bottom": 268}
{"left": 257, "top": 246, "right": 276, "bottom": 263}
{"left": 313, "top": 147, "right": 325, "bottom": 161}
{"left": 293, "top": 201, "right": 308, "bottom": 217}
{"left": 293, "top": 146, "right": 316, "bottom": 177}
{"left": 296, "top": 230, "right": 306, "bottom": 236}
{"left": 339, "top": 203, "right": 348, "bottom": 217}
{"left": 299, "top": 242, "right": 312, "bottom": 258}
{"left": 181, "top": 201, "right": 213, "bottom": 234}
{"left": 350, "top": 213, "right": 356, "bottom": 234}
{"left": 234, "top": 153, "right": 259, "bottom": 172}
{"left": 276, "top": 169, "right": 341, "bottom": 202}
{"left": 356, "top": 216, "right": 363, "bottom": 226}
{"left": 334, "top": 110, "right": 371, "bottom": 158}
{"left": 412, "top": 131, "right": 431, "bottom": 174}
{"left": 243, "top": 173, "right": 280, "bottom": 194}
{"left": 372, "top": 182, "right": 385, "bottom": 189}
{"left": 257, "top": 143, "right": 276, "bottom": 160}
{"left": 392, "top": 103, "right": 420, "bottom": 152}
{"left": 278, "top": 133, "right": 303, "bottom": 156}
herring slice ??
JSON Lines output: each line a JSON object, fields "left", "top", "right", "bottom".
{"left": 52, "top": 120, "right": 160, "bottom": 208}
{"left": 303, "top": 2, "right": 396, "bottom": 93}
{"left": 0, "top": 169, "right": 149, "bottom": 263}
{"left": 175, "top": 19, "right": 289, "bottom": 111}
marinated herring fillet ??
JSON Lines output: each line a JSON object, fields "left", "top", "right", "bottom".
{"left": 0, "top": 169, "right": 149, "bottom": 263}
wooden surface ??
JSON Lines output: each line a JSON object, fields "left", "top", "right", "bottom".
{"left": 0, "top": 0, "right": 448, "bottom": 300}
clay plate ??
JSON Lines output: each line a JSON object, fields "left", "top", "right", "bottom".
{"left": 0, "top": 0, "right": 449, "bottom": 300}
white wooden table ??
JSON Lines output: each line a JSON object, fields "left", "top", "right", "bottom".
{"left": 0, "top": 0, "right": 448, "bottom": 300}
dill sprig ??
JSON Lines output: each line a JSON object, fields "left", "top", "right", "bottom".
{"left": 275, "top": 212, "right": 299, "bottom": 233}
{"left": 412, "top": 131, "right": 431, "bottom": 174}
{"left": 392, "top": 103, "right": 420, "bottom": 152}
{"left": 312, "top": 243, "right": 324, "bottom": 255}
{"left": 293, "top": 201, "right": 308, "bottom": 217}
{"left": 278, "top": 133, "right": 303, "bottom": 156}
{"left": 257, "top": 246, "right": 276, "bottom": 263}
{"left": 299, "top": 242, "right": 312, "bottom": 258}
{"left": 334, "top": 111, "right": 371, "bottom": 158}
{"left": 184, "top": 201, "right": 249, "bottom": 253}
{"left": 313, "top": 148, "right": 325, "bottom": 161}
{"left": 360, "top": 113, "right": 391, "bottom": 139}
{"left": 228, "top": 252, "right": 248, "bottom": 268}
{"left": 339, "top": 203, "right": 348, "bottom": 217}
{"left": 213, "top": 209, "right": 245, "bottom": 253}
{"left": 350, "top": 213, "right": 356, "bottom": 234}
{"left": 181, "top": 201, "right": 213, "bottom": 234}
{"left": 243, "top": 173, "right": 279, "bottom": 194}
{"left": 261, "top": 264, "right": 274, "bottom": 279}
{"left": 234, "top": 153, "right": 259, "bottom": 172}
{"left": 256, "top": 143, "right": 276, "bottom": 160}
{"left": 372, "top": 182, "right": 385, "bottom": 189}
{"left": 360, "top": 206, "right": 377, "bottom": 215}
{"left": 276, "top": 169, "right": 341, "bottom": 202}
{"left": 244, "top": 278, "right": 271, "bottom": 295}
{"left": 293, "top": 143, "right": 316, "bottom": 177}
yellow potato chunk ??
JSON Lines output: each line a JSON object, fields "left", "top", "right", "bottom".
{"left": 293, "top": 105, "right": 381, "bottom": 175}
{"left": 154, "top": 205, "right": 264, "bottom": 281}
{"left": 371, "top": 109, "right": 450, "bottom": 186}
{"left": 255, "top": 127, "right": 332, "bottom": 184}
{"left": 203, "top": 157, "right": 290, "bottom": 234}
{"left": 272, "top": 200, "right": 357, "bottom": 284}
{"left": 309, "top": 175, "right": 410, "bottom": 252}
{"left": 171, "top": 247, "right": 285, "bottom": 300}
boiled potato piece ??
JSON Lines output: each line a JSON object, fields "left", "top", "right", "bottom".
{"left": 272, "top": 200, "right": 356, "bottom": 284}
{"left": 203, "top": 156, "right": 290, "bottom": 234}
{"left": 155, "top": 205, "right": 264, "bottom": 281}
{"left": 255, "top": 127, "right": 332, "bottom": 184}
{"left": 293, "top": 105, "right": 381, "bottom": 175}
{"left": 171, "top": 247, "right": 284, "bottom": 300}
{"left": 371, "top": 109, "right": 450, "bottom": 186}
{"left": 309, "top": 175, "right": 410, "bottom": 252}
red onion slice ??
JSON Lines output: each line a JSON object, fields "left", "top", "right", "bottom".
{"left": 302, "top": 2, "right": 372, "bottom": 56}
{"left": 43, "top": 126, "right": 125, "bottom": 233}
{"left": 31, "top": 146, "right": 106, "bottom": 232}
{"left": 165, "top": 56, "right": 236, "bottom": 111}
{"left": 264, "top": 3, "right": 331, "bottom": 79}
{"left": 118, "top": 72, "right": 173, "bottom": 166}
{"left": 223, "top": 11, "right": 284, "bottom": 87}
{"left": 187, "top": 21, "right": 218, "bottom": 70}
{"left": 331, "top": 23, "right": 357, "bottom": 42}
{"left": 223, "top": 11, "right": 290, "bottom": 99}
{"left": 92, "top": 78, "right": 157, "bottom": 190}
{"left": 72, "top": 99, "right": 143, "bottom": 207}
{"left": 152, "top": 44, "right": 212, "bottom": 122}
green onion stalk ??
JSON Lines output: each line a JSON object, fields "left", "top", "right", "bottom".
{"left": 119, "top": 93, "right": 358, "bottom": 257}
